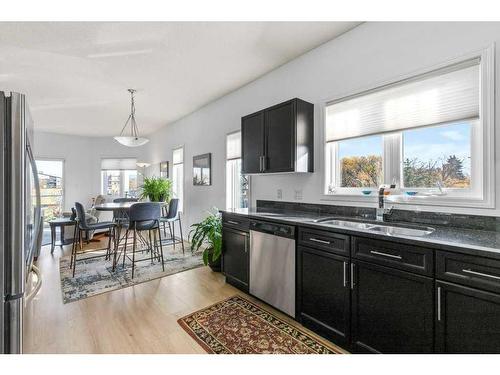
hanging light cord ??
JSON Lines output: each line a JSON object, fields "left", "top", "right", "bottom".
{"left": 118, "top": 89, "right": 140, "bottom": 139}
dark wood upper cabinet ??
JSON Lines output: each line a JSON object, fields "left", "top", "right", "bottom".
{"left": 436, "top": 281, "right": 500, "bottom": 353}
{"left": 241, "top": 111, "right": 264, "bottom": 174}
{"left": 241, "top": 98, "right": 313, "bottom": 174}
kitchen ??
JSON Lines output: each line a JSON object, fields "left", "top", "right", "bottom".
{"left": 1, "top": 8, "right": 500, "bottom": 373}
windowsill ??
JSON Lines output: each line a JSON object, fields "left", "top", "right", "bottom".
{"left": 321, "top": 192, "right": 494, "bottom": 209}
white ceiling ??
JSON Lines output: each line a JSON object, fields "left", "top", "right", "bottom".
{"left": 0, "top": 22, "right": 360, "bottom": 136}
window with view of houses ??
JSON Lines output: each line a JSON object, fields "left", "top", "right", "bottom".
{"left": 101, "top": 158, "right": 138, "bottom": 198}
{"left": 36, "top": 159, "right": 64, "bottom": 224}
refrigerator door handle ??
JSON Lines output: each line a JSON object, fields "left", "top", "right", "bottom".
{"left": 24, "top": 264, "right": 42, "bottom": 304}
{"left": 27, "top": 143, "right": 42, "bottom": 266}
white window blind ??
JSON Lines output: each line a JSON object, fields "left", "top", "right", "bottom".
{"left": 325, "top": 58, "right": 480, "bottom": 142}
{"left": 226, "top": 131, "right": 241, "bottom": 160}
{"left": 101, "top": 158, "right": 137, "bottom": 170}
{"left": 173, "top": 147, "right": 184, "bottom": 164}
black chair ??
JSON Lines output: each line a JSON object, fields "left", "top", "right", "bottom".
{"left": 70, "top": 202, "right": 116, "bottom": 277}
{"left": 160, "top": 198, "right": 185, "bottom": 254}
{"left": 113, "top": 198, "right": 138, "bottom": 222}
{"left": 121, "top": 202, "right": 164, "bottom": 278}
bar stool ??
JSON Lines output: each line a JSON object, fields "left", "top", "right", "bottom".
{"left": 160, "top": 198, "right": 185, "bottom": 254}
{"left": 113, "top": 197, "right": 138, "bottom": 222}
{"left": 70, "top": 202, "right": 116, "bottom": 277}
{"left": 121, "top": 202, "right": 164, "bottom": 279}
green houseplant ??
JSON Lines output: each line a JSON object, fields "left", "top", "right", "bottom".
{"left": 140, "top": 177, "right": 173, "bottom": 202}
{"left": 189, "top": 208, "right": 222, "bottom": 271}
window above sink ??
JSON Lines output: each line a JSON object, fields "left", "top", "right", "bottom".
{"left": 323, "top": 47, "right": 495, "bottom": 209}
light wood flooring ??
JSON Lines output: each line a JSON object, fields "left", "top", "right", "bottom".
{"left": 23, "top": 236, "right": 346, "bottom": 354}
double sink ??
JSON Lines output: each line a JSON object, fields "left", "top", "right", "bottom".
{"left": 256, "top": 212, "right": 435, "bottom": 237}
{"left": 314, "top": 218, "right": 435, "bottom": 237}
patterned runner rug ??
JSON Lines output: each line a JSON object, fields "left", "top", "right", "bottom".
{"left": 178, "top": 295, "right": 342, "bottom": 354}
{"left": 60, "top": 245, "right": 203, "bottom": 303}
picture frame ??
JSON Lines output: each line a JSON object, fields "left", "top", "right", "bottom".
{"left": 160, "top": 161, "right": 169, "bottom": 179}
{"left": 193, "top": 153, "right": 211, "bottom": 186}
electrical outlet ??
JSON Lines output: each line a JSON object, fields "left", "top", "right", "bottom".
{"left": 277, "top": 189, "right": 283, "bottom": 200}
{"left": 294, "top": 189, "right": 303, "bottom": 200}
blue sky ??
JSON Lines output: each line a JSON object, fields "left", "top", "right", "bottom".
{"left": 338, "top": 122, "right": 472, "bottom": 176}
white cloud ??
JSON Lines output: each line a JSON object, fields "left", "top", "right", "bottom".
{"left": 440, "top": 130, "right": 466, "bottom": 141}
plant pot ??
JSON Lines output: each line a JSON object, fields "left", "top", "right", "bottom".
{"left": 209, "top": 256, "right": 222, "bottom": 272}
{"left": 206, "top": 248, "right": 222, "bottom": 272}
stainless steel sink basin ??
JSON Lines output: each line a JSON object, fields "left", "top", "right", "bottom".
{"left": 369, "top": 225, "right": 435, "bottom": 237}
{"left": 317, "top": 219, "right": 376, "bottom": 230}
{"left": 315, "top": 217, "right": 435, "bottom": 237}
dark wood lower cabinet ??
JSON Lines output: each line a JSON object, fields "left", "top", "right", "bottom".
{"left": 351, "top": 260, "right": 434, "bottom": 353}
{"left": 222, "top": 227, "right": 249, "bottom": 292}
{"left": 297, "top": 246, "right": 350, "bottom": 347}
{"left": 436, "top": 281, "right": 500, "bottom": 353}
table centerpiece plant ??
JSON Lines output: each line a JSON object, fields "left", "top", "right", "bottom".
{"left": 140, "top": 176, "right": 173, "bottom": 202}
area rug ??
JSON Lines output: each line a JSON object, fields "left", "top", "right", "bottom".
{"left": 178, "top": 295, "right": 342, "bottom": 354}
{"left": 59, "top": 245, "right": 203, "bottom": 303}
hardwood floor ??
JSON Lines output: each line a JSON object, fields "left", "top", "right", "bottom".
{"left": 23, "top": 237, "right": 346, "bottom": 354}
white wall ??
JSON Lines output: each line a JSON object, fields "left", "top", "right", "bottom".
{"left": 33, "top": 131, "right": 145, "bottom": 212}
{"left": 143, "top": 22, "right": 500, "bottom": 230}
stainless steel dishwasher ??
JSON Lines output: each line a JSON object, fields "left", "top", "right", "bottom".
{"left": 249, "top": 220, "right": 296, "bottom": 317}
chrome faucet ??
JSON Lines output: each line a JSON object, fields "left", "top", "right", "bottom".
{"left": 376, "top": 184, "right": 395, "bottom": 222}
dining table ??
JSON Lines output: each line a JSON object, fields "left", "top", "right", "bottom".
{"left": 94, "top": 201, "right": 167, "bottom": 270}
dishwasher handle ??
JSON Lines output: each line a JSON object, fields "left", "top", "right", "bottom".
{"left": 249, "top": 220, "right": 295, "bottom": 239}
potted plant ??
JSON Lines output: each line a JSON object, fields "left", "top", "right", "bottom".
{"left": 189, "top": 208, "right": 222, "bottom": 271}
{"left": 140, "top": 176, "right": 173, "bottom": 202}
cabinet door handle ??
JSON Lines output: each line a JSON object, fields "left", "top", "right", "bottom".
{"left": 437, "top": 286, "right": 442, "bottom": 321}
{"left": 259, "top": 156, "right": 262, "bottom": 172}
{"left": 343, "top": 261, "right": 347, "bottom": 287}
{"left": 350, "top": 263, "right": 355, "bottom": 290}
{"left": 309, "top": 238, "right": 330, "bottom": 245}
{"left": 227, "top": 220, "right": 240, "bottom": 225}
{"left": 262, "top": 156, "right": 266, "bottom": 171}
{"left": 370, "top": 250, "right": 402, "bottom": 260}
{"left": 462, "top": 269, "right": 500, "bottom": 281}
{"left": 244, "top": 236, "right": 248, "bottom": 253}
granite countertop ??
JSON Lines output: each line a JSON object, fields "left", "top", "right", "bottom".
{"left": 222, "top": 208, "right": 500, "bottom": 259}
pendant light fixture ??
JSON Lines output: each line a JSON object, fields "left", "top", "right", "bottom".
{"left": 114, "top": 89, "right": 149, "bottom": 147}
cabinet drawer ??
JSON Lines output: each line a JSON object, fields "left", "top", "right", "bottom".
{"left": 222, "top": 214, "right": 249, "bottom": 231}
{"left": 299, "top": 228, "right": 349, "bottom": 256}
{"left": 436, "top": 251, "right": 500, "bottom": 294}
{"left": 352, "top": 236, "right": 433, "bottom": 276}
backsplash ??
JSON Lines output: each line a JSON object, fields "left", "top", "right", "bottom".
{"left": 255, "top": 200, "right": 499, "bottom": 232}
{"left": 256, "top": 200, "right": 375, "bottom": 219}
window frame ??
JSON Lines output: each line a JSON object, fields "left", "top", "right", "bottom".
{"left": 321, "top": 46, "right": 495, "bottom": 209}
{"left": 172, "top": 145, "right": 185, "bottom": 212}
{"left": 225, "top": 130, "right": 250, "bottom": 210}
{"left": 101, "top": 169, "right": 138, "bottom": 197}
{"left": 35, "top": 157, "right": 65, "bottom": 223}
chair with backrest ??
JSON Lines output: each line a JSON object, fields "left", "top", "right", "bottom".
{"left": 112, "top": 197, "right": 138, "bottom": 222}
{"left": 121, "top": 202, "right": 164, "bottom": 278}
{"left": 70, "top": 202, "right": 116, "bottom": 277}
{"left": 160, "top": 198, "right": 185, "bottom": 254}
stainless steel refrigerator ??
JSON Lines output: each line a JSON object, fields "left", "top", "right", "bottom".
{"left": 1, "top": 91, "right": 42, "bottom": 354}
